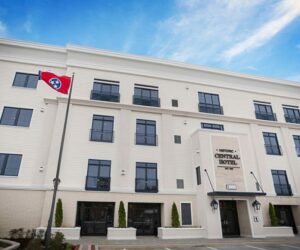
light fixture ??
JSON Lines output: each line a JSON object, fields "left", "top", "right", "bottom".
{"left": 210, "top": 199, "right": 218, "bottom": 210}
{"left": 252, "top": 199, "right": 261, "bottom": 211}
{"left": 52, "top": 178, "right": 61, "bottom": 187}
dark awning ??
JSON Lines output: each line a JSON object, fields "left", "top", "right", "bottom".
{"left": 207, "top": 191, "right": 266, "bottom": 197}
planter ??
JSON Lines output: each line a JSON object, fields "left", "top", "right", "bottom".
{"left": 157, "top": 227, "right": 205, "bottom": 239}
{"left": 264, "top": 226, "right": 294, "bottom": 237}
{"left": 107, "top": 227, "right": 136, "bottom": 240}
{"left": 36, "top": 227, "right": 81, "bottom": 240}
{"left": 0, "top": 239, "right": 20, "bottom": 250}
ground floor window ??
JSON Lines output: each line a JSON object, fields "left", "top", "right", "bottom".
{"left": 181, "top": 202, "right": 192, "bottom": 226}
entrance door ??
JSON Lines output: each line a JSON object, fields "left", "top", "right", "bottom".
{"left": 128, "top": 203, "right": 161, "bottom": 235}
{"left": 275, "top": 205, "right": 298, "bottom": 234}
{"left": 76, "top": 202, "right": 114, "bottom": 236}
{"left": 219, "top": 200, "right": 240, "bottom": 237}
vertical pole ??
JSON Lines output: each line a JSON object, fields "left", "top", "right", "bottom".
{"left": 45, "top": 73, "right": 75, "bottom": 250}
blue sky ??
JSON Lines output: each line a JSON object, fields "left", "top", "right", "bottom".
{"left": 0, "top": 0, "right": 300, "bottom": 82}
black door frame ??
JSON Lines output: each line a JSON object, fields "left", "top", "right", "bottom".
{"left": 219, "top": 200, "right": 240, "bottom": 237}
{"left": 275, "top": 205, "right": 298, "bottom": 234}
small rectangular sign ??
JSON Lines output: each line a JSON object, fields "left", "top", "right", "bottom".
{"left": 226, "top": 184, "right": 237, "bottom": 190}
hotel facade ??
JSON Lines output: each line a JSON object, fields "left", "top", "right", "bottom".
{"left": 0, "top": 39, "right": 300, "bottom": 239}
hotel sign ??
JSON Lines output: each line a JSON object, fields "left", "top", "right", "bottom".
{"left": 212, "top": 136, "right": 242, "bottom": 168}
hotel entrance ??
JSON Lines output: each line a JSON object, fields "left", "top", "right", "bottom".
{"left": 128, "top": 203, "right": 161, "bottom": 235}
{"left": 219, "top": 200, "right": 240, "bottom": 237}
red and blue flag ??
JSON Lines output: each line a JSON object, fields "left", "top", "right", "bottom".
{"left": 39, "top": 71, "right": 71, "bottom": 94}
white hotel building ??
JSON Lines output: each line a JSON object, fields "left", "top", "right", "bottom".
{"left": 0, "top": 39, "right": 300, "bottom": 239}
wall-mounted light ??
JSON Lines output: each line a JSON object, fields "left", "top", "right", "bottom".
{"left": 252, "top": 199, "right": 261, "bottom": 211}
{"left": 210, "top": 199, "right": 218, "bottom": 210}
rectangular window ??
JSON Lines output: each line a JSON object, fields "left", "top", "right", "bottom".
{"left": 135, "top": 162, "right": 158, "bottom": 193}
{"left": 136, "top": 119, "right": 157, "bottom": 146}
{"left": 0, "top": 107, "right": 33, "bottom": 127}
{"left": 283, "top": 107, "right": 300, "bottom": 124}
{"left": 196, "top": 167, "right": 201, "bottom": 185}
{"left": 198, "top": 92, "right": 223, "bottom": 114}
{"left": 201, "top": 122, "right": 224, "bottom": 131}
{"left": 90, "top": 80, "right": 120, "bottom": 102}
{"left": 254, "top": 103, "right": 277, "bottom": 121}
{"left": 181, "top": 203, "right": 192, "bottom": 226}
{"left": 133, "top": 86, "right": 160, "bottom": 107}
{"left": 90, "top": 115, "right": 114, "bottom": 142}
{"left": 271, "top": 170, "right": 292, "bottom": 196}
{"left": 293, "top": 135, "right": 300, "bottom": 157}
{"left": 174, "top": 135, "right": 181, "bottom": 144}
{"left": 0, "top": 153, "right": 22, "bottom": 176}
{"left": 172, "top": 99, "right": 178, "bottom": 107}
{"left": 13, "top": 72, "right": 39, "bottom": 88}
{"left": 85, "top": 159, "right": 111, "bottom": 191}
{"left": 177, "top": 179, "right": 184, "bottom": 189}
{"left": 263, "top": 132, "right": 282, "bottom": 155}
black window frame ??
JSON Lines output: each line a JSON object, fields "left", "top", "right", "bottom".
{"left": 174, "top": 135, "right": 181, "bottom": 144}
{"left": 201, "top": 122, "right": 224, "bottom": 131}
{"left": 181, "top": 203, "right": 192, "bottom": 226}
{"left": 90, "top": 80, "right": 120, "bottom": 102}
{"left": 198, "top": 92, "right": 223, "bottom": 115}
{"left": 135, "top": 162, "right": 158, "bottom": 193}
{"left": 90, "top": 115, "right": 114, "bottom": 143}
{"left": 133, "top": 87, "right": 160, "bottom": 107}
{"left": 196, "top": 167, "right": 201, "bottom": 185}
{"left": 0, "top": 107, "right": 33, "bottom": 127}
{"left": 12, "top": 72, "right": 39, "bottom": 88}
{"left": 254, "top": 103, "right": 277, "bottom": 121}
{"left": 293, "top": 135, "right": 300, "bottom": 157}
{"left": 271, "top": 170, "right": 292, "bottom": 196}
{"left": 283, "top": 107, "right": 300, "bottom": 124}
{"left": 85, "top": 159, "right": 111, "bottom": 191}
{"left": 0, "top": 153, "right": 22, "bottom": 176}
{"left": 136, "top": 119, "right": 157, "bottom": 146}
{"left": 172, "top": 99, "right": 178, "bottom": 107}
{"left": 263, "top": 132, "right": 282, "bottom": 155}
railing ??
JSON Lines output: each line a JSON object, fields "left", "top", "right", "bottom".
{"left": 265, "top": 144, "right": 282, "bottom": 155}
{"left": 133, "top": 95, "right": 160, "bottom": 107}
{"left": 135, "top": 178, "right": 158, "bottom": 193}
{"left": 198, "top": 103, "right": 223, "bottom": 115}
{"left": 274, "top": 184, "right": 293, "bottom": 196}
{"left": 90, "top": 90, "right": 120, "bottom": 102}
{"left": 90, "top": 129, "right": 114, "bottom": 142}
{"left": 285, "top": 115, "right": 300, "bottom": 124}
{"left": 255, "top": 111, "right": 277, "bottom": 121}
{"left": 85, "top": 176, "right": 110, "bottom": 191}
{"left": 135, "top": 133, "right": 157, "bottom": 146}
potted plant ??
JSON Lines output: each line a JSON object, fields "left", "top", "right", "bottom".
{"left": 107, "top": 201, "right": 136, "bottom": 240}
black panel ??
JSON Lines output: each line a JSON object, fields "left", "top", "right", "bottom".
{"left": 219, "top": 200, "right": 240, "bottom": 237}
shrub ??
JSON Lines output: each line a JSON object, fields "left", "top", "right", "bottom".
{"left": 65, "top": 243, "right": 73, "bottom": 250}
{"left": 49, "top": 232, "right": 65, "bottom": 250}
{"left": 269, "top": 202, "right": 278, "bottom": 226}
{"left": 25, "top": 238, "right": 42, "bottom": 250}
{"left": 171, "top": 202, "right": 180, "bottom": 227}
{"left": 55, "top": 198, "right": 63, "bottom": 227}
{"left": 118, "top": 201, "right": 126, "bottom": 228}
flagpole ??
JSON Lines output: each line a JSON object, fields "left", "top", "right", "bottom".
{"left": 45, "top": 72, "right": 75, "bottom": 250}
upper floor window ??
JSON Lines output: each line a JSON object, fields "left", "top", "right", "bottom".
{"left": 196, "top": 167, "right": 201, "bottom": 185}
{"left": 90, "top": 115, "right": 114, "bottom": 142}
{"left": 293, "top": 135, "right": 300, "bottom": 157}
{"left": 0, "top": 153, "right": 22, "bottom": 176}
{"left": 174, "top": 135, "right": 181, "bottom": 144}
{"left": 85, "top": 159, "right": 111, "bottom": 191}
{"left": 201, "top": 122, "right": 224, "bottom": 131}
{"left": 172, "top": 99, "right": 178, "bottom": 107}
{"left": 136, "top": 119, "right": 157, "bottom": 146}
{"left": 271, "top": 170, "right": 292, "bottom": 196}
{"left": 90, "top": 80, "right": 120, "bottom": 102}
{"left": 177, "top": 179, "right": 184, "bottom": 189}
{"left": 198, "top": 92, "right": 223, "bottom": 115}
{"left": 254, "top": 102, "right": 277, "bottom": 121}
{"left": 263, "top": 132, "right": 282, "bottom": 155}
{"left": 135, "top": 162, "right": 158, "bottom": 193}
{"left": 0, "top": 107, "right": 33, "bottom": 127}
{"left": 13, "top": 72, "right": 39, "bottom": 89}
{"left": 283, "top": 107, "right": 300, "bottom": 124}
{"left": 133, "top": 85, "right": 160, "bottom": 107}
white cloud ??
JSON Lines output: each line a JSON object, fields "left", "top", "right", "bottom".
{"left": 223, "top": 0, "right": 300, "bottom": 61}
{"left": 0, "top": 20, "right": 7, "bottom": 37}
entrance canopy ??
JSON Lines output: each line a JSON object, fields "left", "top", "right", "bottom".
{"left": 207, "top": 191, "right": 266, "bottom": 197}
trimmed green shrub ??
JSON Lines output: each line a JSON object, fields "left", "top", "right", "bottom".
{"left": 55, "top": 198, "right": 63, "bottom": 227}
{"left": 171, "top": 202, "right": 180, "bottom": 227}
{"left": 49, "top": 232, "right": 65, "bottom": 250}
{"left": 25, "top": 238, "right": 42, "bottom": 250}
{"left": 118, "top": 201, "right": 126, "bottom": 228}
{"left": 269, "top": 202, "right": 278, "bottom": 226}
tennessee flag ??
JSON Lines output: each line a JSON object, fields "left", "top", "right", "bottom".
{"left": 39, "top": 71, "right": 71, "bottom": 94}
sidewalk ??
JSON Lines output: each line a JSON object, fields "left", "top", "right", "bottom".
{"left": 67, "top": 235, "right": 300, "bottom": 250}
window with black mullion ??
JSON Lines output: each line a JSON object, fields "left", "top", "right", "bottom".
{"left": 136, "top": 119, "right": 156, "bottom": 146}
{"left": 284, "top": 107, "right": 300, "bottom": 124}
{"left": 0, "top": 107, "right": 33, "bottom": 127}
{"left": 293, "top": 135, "right": 300, "bottom": 156}
{"left": 198, "top": 92, "right": 222, "bottom": 114}
{"left": 263, "top": 132, "right": 281, "bottom": 155}
{"left": 91, "top": 115, "right": 114, "bottom": 142}
{"left": 271, "top": 170, "right": 292, "bottom": 195}
{"left": 136, "top": 162, "right": 157, "bottom": 192}
{"left": 86, "top": 159, "right": 111, "bottom": 191}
